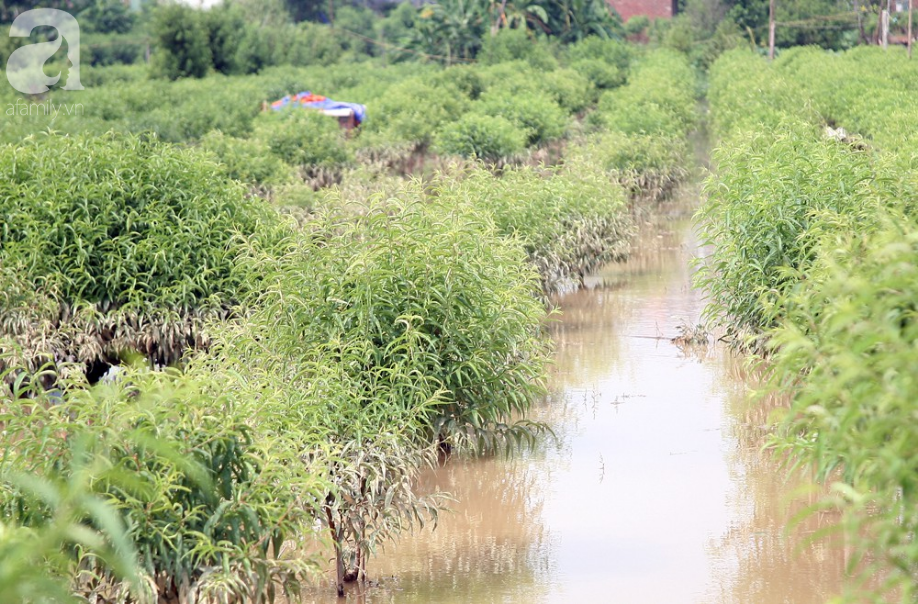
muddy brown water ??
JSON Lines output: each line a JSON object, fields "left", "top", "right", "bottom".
{"left": 303, "top": 185, "right": 852, "bottom": 603}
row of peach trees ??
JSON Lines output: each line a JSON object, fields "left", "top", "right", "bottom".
{"left": 699, "top": 46, "right": 918, "bottom": 603}
{"left": 0, "top": 46, "right": 698, "bottom": 601}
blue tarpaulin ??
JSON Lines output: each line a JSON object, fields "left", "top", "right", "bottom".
{"left": 270, "top": 91, "right": 367, "bottom": 125}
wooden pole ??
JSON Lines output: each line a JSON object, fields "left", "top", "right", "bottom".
{"left": 909, "top": 0, "right": 914, "bottom": 58}
{"left": 768, "top": 0, "right": 776, "bottom": 59}
{"left": 882, "top": 9, "right": 889, "bottom": 48}
{"left": 882, "top": 0, "right": 890, "bottom": 49}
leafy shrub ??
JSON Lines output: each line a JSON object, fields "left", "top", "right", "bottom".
{"left": 272, "top": 182, "right": 319, "bottom": 212}
{"left": 566, "top": 36, "right": 633, "bottom": 72}
{"left": 0, "top": 132, "right": 269, "bottom": 310}
{"left": 213, "top": 190, "right": 550, "bottom": 588}
{"left": 570, "top": 58, "right": 626, "bottom": 91}
{"left": 200, "top": 130, "right": 294, "bottom": 186}
{"left": 83, "top": 34, "right": 143, "bottom": 67}
{"left": 541, "top": 67, "right": 595, "bottom": 113}
{"left": 475, "top": 60, "right": 545, "bottom": 97}
{"left": 78, "top": 63, "right": 146, "bottom": 88}
{"left": 479, "top": 28, "right": 560, "bottom": 71}
{"left": 376, "top": 1, "right": 419, "bottom": 62}
{"left": 254, "top": 109, "right": 351, "bottom": 168}
{"left": 114, "top": 76, "right": 266, "bottom": 142}
{"left": 772, "top": 46, "right": 918, "bottom": 154}
{"left": 334, "top": 5, "right": 378, "bottom": 56}
{"left": 434, "top": 113, "right": 527, "bottom": 160}
{"left": 429, "top": 65, "right": 485, "bottom": 100}
{"left": 596, "top": 49, "right": 697, "bottom": 136}
{"left": 696, "top": 123, "right": 884, "bottom": 339}
{"left": 707, "top": 49, "right": 810, "bottom": 138}
{"left": 475, "top": 90, "right": 569, "bottom": 145}
{"left": 368, "top": 77, "right": 465, "bottom": 146}
{"left": 204, "top": 319, "right": 445, "bottom": 595}
{"left": 234, "top": 24, "right": 276, "bottom": 75}
{"left": 0, "top": 401, "right": 141, "bottom": 603}
{"left": 0, "top": 365, "right": 321, "bottom": 602}
{"left": 0, "top": 132, "right": 280, "bottom": 367}
{"left": 690, "top": 19, "right": 743, "bottom": 70}
{"left": 702, "top": 45, "right": 918, "bottom": 604}
{"left": 78, "top": 0, "right": 136, "bottom": 34}
{"left": 203, "top": 3, "right": 248, "bottom": 75}
{"left": 151, "top": 4, "right": 213, "bottom": 80}
{"left": 578, "top": 131, "right": 685, "bottom": 173}
{"left": 624, "top": 15, "right": 650, "bottom": 36}
{"left": 658, "top": 15, "right": 696, "bottom": 55}
{"left": 282, "top": 23, "right": 346, "bottom": 66}
{"left": 597, "top": 91, "right": 685, "bottom": 135}
{"left": 569, "top": 131, "right": 688, "bottom": 202}
{"left": 765, "top": 217, "right": 918, "bottom": 602}
{"left": 230, "top": 192, "right": 549, "bottom": 451}
{"left": 442, "top": 162, "right": 633, "bottom": 292}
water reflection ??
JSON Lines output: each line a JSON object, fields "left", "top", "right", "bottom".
{"left": 704, "top": 361, "right": 850, "bottom": 604}
{"left": 300, "top": 187, "right": 851, "bottom": 603}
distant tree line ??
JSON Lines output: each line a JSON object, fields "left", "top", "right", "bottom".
{"left": 1, "top": 0, "right": 910, "bottom": 78}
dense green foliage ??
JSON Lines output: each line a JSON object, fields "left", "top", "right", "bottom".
{"left": 0, "top": 381, "right": 141, "bottom": 603}
{"left": 697, "top": 123, "right": 883, "bottom": 337}
{"left": 152, "top": 5, "right": 213, "bottom": 80}
{"left": 254, "top": 109, "right": 351, "bottom": 169}
{"left": 192, "top": 191, "right": 554, "bottom": 591}
{"left": 576, "top": 49, "right": 698, "bottom": 202}
{"left": 0, "top": 133, "right": 266, "bottom": 310}
{"left": 444, "top": 162, "right": 633, "bottom": 291}
{"left": 230, "top": 194, "right": 550, "bottom": 451}
{"left": 767, "top": 223, "right": 918, "bottom": 602}
{"left": 1, "top": 367, "right": 321, "bottom": 602}
{"left": 367, "top": 75, "right": 466, "bottom": 147}
{"left": 434, "top": 113, "right": 528, "bottom": 159}
{"left": 0, "top": 132, "right": 283, "bottom": 369}
{"left": 700, "top": 48, "right": 918, "bottom": 603}
{"left": 0, "top": 11, "right": 701, "bottom": 596}
{"left": 594, "top": 49, "right": 697, "bottom": 137}
{"left": 200, "top": 130, "right": 294, "bottom": 187}
{"left": 700, "top": 48, "right": 916, "bottom": 338}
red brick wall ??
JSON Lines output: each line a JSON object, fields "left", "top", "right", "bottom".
{"left": 609, "top": 0, "right": 675, "bottom": 22}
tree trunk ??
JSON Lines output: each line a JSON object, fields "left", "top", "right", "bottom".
{"left": 325, "top": 503, "right": 345, "bottom": 597}
{"left": 854, "top": 0, "right": 868, "bottom": 44}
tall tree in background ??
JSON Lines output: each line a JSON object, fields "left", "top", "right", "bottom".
{"left": 284, "top": 0, "right": 333, "bottom": 22}
{"left": 414, "top": 0, "right": 487, "bottom": 62}
{"left": 78, "top": 0, "right": 136, "bottom": 34}
{"left": 151, "top": 3, "right": 212, "bottom": 79}
{"left": 545, "top": 0, "right": 623, "bottom": 41}
{"left": 1, "top": 1, "right": 91, "bottom": 23}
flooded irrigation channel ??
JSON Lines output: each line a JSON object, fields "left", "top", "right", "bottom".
{"left": 307, "top": 184, "right": 852, "bottom": 603}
